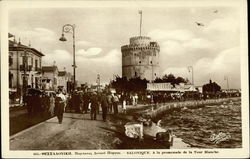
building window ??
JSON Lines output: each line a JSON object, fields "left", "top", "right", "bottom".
{"left": 135, "top": 72, "right": 137, "bottom": 77}
{"left": 39, "top": 59, "right": 41, "bottom": 68}
{"left": 9, "top": 56, "right": 13, "bottom": 66}
{"left": 139, "top": 61, "right": 141, "bottom": 64}
{"left": 9, "top": 72, "right": 13, "bottom": 88}
{"left": 31, "top": 57, "right": 33, "bottom": 66}
{"left": 35, "top": 59, "right": 38, "bottom": 71}
{"left": 150, "top": 61, "right": 152, "bottom": 64}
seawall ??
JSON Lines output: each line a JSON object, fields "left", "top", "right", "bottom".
{"left": 147, "top": 97, "right": 241, "bottom": 120}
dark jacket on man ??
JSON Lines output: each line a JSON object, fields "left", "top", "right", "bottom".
{"left": 100, "top": 94, "right": 108, "bottom": 121}
{"left": 90, "top": 94, "right": 98, "bottom": 120}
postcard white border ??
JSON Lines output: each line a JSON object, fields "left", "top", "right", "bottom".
{"left": 1, "top": 0, "right": 249, "bottom": 158}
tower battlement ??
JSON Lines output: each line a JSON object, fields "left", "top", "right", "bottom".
{"left": 121, "top": 44, "right": 160, "bottom": 52}
{"left": 122, "top": 36, "right": 160, "bottom": 52}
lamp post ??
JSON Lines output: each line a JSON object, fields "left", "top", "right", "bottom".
{"left": 224, "top": 76, "right": 229, "bottom": 98}
{"left": 59, "top": 24, "right": 76, "bottom": 91}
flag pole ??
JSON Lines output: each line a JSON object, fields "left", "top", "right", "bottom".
{"left": 139, "top": 10, "right": 142, "bottom": 36}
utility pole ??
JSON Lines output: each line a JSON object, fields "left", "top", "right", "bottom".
{"left": 97, "top": 74, "right": 100, "bottom": 92}
{"left": 188, "top": 66, "right": 194, "bottom": 87}
{"left": 224, "top": 76, "right": 230, "bottom": 97}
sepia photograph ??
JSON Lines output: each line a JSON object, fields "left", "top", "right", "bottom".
{"left": 1, "top": 0, "right": 249, "bottom": 158}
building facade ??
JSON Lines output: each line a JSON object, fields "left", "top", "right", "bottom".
{"left": 9, "top": 39, "right": 44, "bottom": 93}
{"left": 121, "top": 36, "right": 160, "bottom": 81}
{"left": 58, "top": 71, "right": 71, "bottom": 93}
{"left": 41, "top": 66, "right": 58, "bottom": 91}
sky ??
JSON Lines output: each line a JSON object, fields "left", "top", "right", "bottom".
{"left": 9, "top": 5, "right": 241, "bottom": 88}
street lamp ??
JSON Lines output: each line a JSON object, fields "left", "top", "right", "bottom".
{"left": 59, "top": 24, "right": 76, "bottom": 91}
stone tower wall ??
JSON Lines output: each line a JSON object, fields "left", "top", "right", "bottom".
{"left": 121, "top": 36, "right": 160, "bottom": 81}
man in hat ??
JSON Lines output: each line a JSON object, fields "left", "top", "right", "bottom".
{"left": 54, "top": 89, "right": 66, "bottom": 124}
{"left": 100, "top": 92, "right": 108, "bottom": 122}
{"left": 90, "top": 91, "right": 98, "bottom": 120}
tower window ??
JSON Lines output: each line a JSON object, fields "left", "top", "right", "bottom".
{"left": 135, "top": 72, "right": 137, "bottom": 77}
{"left": 150, "top": 61, "right": 152, "bottom": 64}
{"left": 139, "top": 61, "right": 141, "bottom": 64}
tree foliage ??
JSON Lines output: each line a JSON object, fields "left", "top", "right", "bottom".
{"left": 154, "top": 74, "right": 188, "bottom": 85}
{"left": 202, "top": 80, "right": 221, "bottom": 93}
{"left": 110, "top": 76, "right": 148, "bottom": 93}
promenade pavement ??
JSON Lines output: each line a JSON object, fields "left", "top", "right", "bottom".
{"left": 10, "top": 113, "right": 117, "bottom": 150}
{"left": 9, "top": 104, "right": 190, "bottom": 150}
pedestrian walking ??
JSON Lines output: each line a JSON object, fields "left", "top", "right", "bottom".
{"left": 82, "top": 93, "right": 89, "bottom": 114}
{"left": 72, "top": 91, "right": 81, "bottom": 113}
{"left": 100, "top": 92, "right": 108, "bottom": 122}
{"left": 107, "top": 93, "right": 113, "bottom": 113}
{"left": 90, "top": 92, "right": 98, "bottom": 120}
{"left": 45, "top": 93, "right": 50, "bottom": 116}
{"left": 121, "top": 93, "right": 127, "bottom": 114}
{"left": 96, "top": 92, "right": 102, "bottom": 114}
{"left": 48, "top": 93, "right": 55, "bottom": 117}
{"left": 132, "top": 95, "right": 135, "bottom": 106}
{"left": 54, "top": 89, "right": 66, "bottom": 124}
{"left": 134, "top": 93, "right": 138, "bottom": 106}
{"left": 112, "top": 93, "right": 119, "bottom": 115}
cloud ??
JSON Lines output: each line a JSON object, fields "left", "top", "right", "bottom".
{"left": 42, "top": 50, "right": 72, "bottom": 67}
{"left": 148, "top": 29, "right": 194, "bottom": 42}
{"left": 10, "top": 27, "right": 58, "bottom": 55}
{"left": 75, "top": 49, "right": 122, "bottom": 84}
{"left": 161, "top": 47, "right": 240, "bottom": 88}
{"left": 76, "top": 40, "right": 92, "bottom": 46}
{"left": 161, "top": 40, "right": 185, "bottom": 56}
{"left": 183, "top": 38, "right": 214, "bottom": 49}
{"left": 163, "top": 67, "right": 189, "bottom": 78}
{"left": 210, "top": 47, "right": 240, "bottom": 73}
{"left": 204, "top": 18, "right": 239, "bottom": 34}
{"left": 18, "top": 27, "right": 56, "bottom": 43}
{"left": 76, "top": 47, "right": 102, "bottom": 58}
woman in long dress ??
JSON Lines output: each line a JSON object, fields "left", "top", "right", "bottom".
{"left": 49, "top": 93, "right": 55, "bottom": 116}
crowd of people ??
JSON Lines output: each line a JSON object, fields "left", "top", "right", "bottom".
{"left": 23, "top": 89, "right": 127, "bottom": 124}
{"left": 66, "top": 91, "right": 122, "bottom": 122}
{"left": 23, "top": 88, "right": 239, "bottom": 124}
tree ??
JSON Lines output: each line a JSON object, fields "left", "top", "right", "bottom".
{"left": 110, "top": 76, "right": 148, "bottom": 93}
{"left": 175, "top": 77, "right": 187, "bottom": 84}
{"left": 202, "top": 80, "right": 221, "bottom": 93}
{"left": 154, "top": 74, "right": 188, "bottom": 85}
